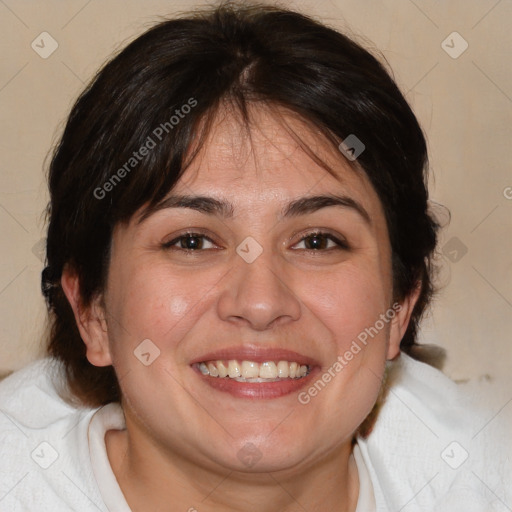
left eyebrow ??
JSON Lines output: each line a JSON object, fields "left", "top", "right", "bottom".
{"left": 282, "top": 194, "right": 371, "bottom": 225}
{"left": 138, "top": 193, "right": 371, "bottom": 225}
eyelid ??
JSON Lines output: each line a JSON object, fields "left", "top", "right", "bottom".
{"left": 290, "top": 229, "right": 349, "bottom": 250}
{"left": 162, "top": 230, "right": 220, "bottom": 249}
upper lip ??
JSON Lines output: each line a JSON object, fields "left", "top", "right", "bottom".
{"left": 189, "top": 345, "right": 320, "bottom": 366}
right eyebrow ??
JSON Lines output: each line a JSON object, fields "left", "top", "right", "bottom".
{"left": 138, "top": 195, "right": 234, "bottom": 223}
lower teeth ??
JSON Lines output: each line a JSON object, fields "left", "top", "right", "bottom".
{"left": 232, "top": 376, "right": 300, "bottom": 383}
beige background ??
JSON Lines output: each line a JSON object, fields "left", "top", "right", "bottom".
{"left": 0, "top": 0, "right": 511, "bottom": 387}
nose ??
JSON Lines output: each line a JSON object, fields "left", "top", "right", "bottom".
{"left": 216, "top": 249, "right": 302, "bottom": 331}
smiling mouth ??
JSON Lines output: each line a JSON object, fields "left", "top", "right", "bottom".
{"left": 190, "top": 347, "right": 319, "bottom": 398}
{"left": 194, "top": 360, "right": 310, "bottom": 381}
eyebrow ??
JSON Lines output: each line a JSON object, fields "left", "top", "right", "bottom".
{"left": 139, "top": 195, "right": 235, "bottom": 222}
{"left": 139, "top": 193, "right": 371, "bottom": 225}
{"left": 283, "top": 194, "right": 371, "bottom": 224}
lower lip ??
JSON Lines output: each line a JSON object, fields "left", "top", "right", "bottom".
{"left": 192, "top": 366, "right": 320, "bottom": 399}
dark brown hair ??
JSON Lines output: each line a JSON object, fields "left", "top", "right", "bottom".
{"left": 43, "top": 1, "right": 439, "bottom": 406}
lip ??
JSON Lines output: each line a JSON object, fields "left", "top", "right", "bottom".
{"left": 189, "top": 345, "right": 321, "bottom": 399}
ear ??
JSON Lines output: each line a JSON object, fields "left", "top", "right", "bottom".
{"left": 61, "top": 268, "right": 112, "bottom": 367}
{"left": 387, "top": 283, "right": 422, "bottom": 360}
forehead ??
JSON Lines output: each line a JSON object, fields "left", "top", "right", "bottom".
{"left": 175, "top": 104, "right": 382, "bottom": 216}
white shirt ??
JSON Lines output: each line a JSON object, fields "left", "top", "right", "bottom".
{"left": 0, "top": 353, "right": 509, "bottom": 511}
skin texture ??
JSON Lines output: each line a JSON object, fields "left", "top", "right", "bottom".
{"left": 62, "top": 105, "right": 419, "bottom": 512}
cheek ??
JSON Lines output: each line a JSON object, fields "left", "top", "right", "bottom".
{"left": 105, "top": 262, "right": 214, "bottom": 362}
{"left": 295, "top": 260, "right": 392, "bottom": 420}
{"left": 301, "top": 261, "right": 391, "bottom": 350}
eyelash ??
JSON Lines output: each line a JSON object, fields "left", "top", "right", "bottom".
{"left": 293, "top": 231, "right": 349, "bottom": 251}
{"left": 162, "top": 231, "right": 349, "bottom": 252}
{"left": 162, "top": 232, "right": 219, "bottom": 251}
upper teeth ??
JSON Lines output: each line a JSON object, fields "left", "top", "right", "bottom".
{"left": 197, "top": 360, "right": 309, "bottom": 380}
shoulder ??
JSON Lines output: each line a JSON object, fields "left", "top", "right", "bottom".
{"left": 357, "top": 351, "right": 512, "bottom": 512}
{"left": 0, "top": 358, "right": 75, "bottom": 419}
{"left": 0, "top": 358, "right": 107, "bottom": 511}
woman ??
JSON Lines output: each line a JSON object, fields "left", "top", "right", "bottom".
{"left": 0, "top": 2, "right": 508, "bottom": 511}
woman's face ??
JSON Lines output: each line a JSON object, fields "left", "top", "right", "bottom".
{"left": 84, "top": 106, "right": 414, "bottom": 474}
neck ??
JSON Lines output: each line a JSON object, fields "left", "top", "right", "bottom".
{"left": 106, "top": 422, "right": 360, "bottom": 512}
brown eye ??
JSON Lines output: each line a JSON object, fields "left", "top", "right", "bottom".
{"left": 304, "top": 233, "right": 329, "bottom": 250}
{"left": 164, "top": 233, "right": 216, "bottom": 251}
{"left": 293, "top": 232, "right": 348, "bottom": 251}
